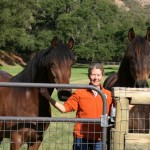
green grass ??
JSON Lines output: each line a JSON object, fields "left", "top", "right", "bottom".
{"left": 0, "top": 65, "right": 23, "bottom": 76}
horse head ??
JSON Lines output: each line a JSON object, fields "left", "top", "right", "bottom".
{"left": 43, "top": 37, "right": 76, "bottom": 101}
{"left": 118, "top": 27, "right": 150, "bottom": 87}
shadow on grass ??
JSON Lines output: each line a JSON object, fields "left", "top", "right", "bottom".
{"left": 105, "top": 71, "right": 117, "bottom": 76}
{"left": 73, "top": 64, "right": 88, "bottom": 68}
{"left": 104, "top": 67, "right": 118, "bottom": 71}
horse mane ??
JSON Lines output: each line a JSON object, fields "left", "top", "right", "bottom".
{"left": 10, "top": 49, "right": 47, "bottom": 82}
{"left": 117, "top": 56, "right": 134, "bottom": 87}
{"left": 10, "top": 40, "right": 75, "bottom": 83}
{"left": 43, "top": 41, "right": 75, "bottom": 66}
{"left": 127, "top": 36, "right": 149, "bottom": 56}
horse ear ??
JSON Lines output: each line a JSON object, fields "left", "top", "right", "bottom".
{"left": 128, "top": 28, "right": 135, "bottom": 41}
{"left": 67, "top": 38, "right": 74, "bottom": 49}
{"left": 146, "top": 27, "right": 150, "bottom": 42}
{"left": 51, "top": 36, "right": 59, "bottom": 48}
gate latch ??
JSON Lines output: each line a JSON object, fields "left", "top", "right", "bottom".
{"left": 100, "top": 115, "right": 109, "bottom": 127}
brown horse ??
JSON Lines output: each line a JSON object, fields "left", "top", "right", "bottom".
{"left": 0, "top": 37, "right": 75, "bottom": 150}
{"left": 104, "top": 27, "right": 150, "bottom": 133}
{"left": 0, "top": 70, "right": 13, "bottom": 81}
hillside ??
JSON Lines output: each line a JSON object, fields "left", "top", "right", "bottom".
{"left": 137, "top": 0, "right": 150, "bottom": 6}
{"left": 114, "top": 0, "right": 150, "bottom": 9}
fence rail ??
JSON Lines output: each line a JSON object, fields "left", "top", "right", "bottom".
{"left": 102, "top": 62, "right": 120, "bottom": 66}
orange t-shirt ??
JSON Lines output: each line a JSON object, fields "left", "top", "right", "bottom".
{"left": 63, "top": 86, "right": 112, "bottom": 140}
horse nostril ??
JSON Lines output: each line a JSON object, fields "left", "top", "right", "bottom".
{"left": 145, "top": 81, "right": 149, "bottom": 87}
{"left": 135, "top": 80, "right": 149, "bottom": 88}
{"left": 57, "top": 89, "right": 72, "bottom": 101}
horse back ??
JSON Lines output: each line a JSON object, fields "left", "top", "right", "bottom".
{"left": 103, "top": 73, "right": 118, "bottom": 91}
{"left": 0, "top": 87, "right": 39, "bottom": 117}
{"left": 0, "top": 70, "right": 12, "bottom": 82}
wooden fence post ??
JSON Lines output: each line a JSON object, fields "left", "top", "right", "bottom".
{"left": 110, "top": 87, "right": 150, "bottom": 150}
{"left": 110, "top": 97, "right": 129, "bottom": 150}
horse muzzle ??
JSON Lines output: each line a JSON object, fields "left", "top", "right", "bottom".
{"left": 135, "top": 80, "right": 149, "bottom": 88}
{"left": 57, "top": 89, "right": 72, "bottom": 101}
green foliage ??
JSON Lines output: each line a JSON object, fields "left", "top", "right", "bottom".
{"left": 0, "top": 0, "right": 37, "bottom": 52}
{"left": 0, "top": 0, "right": 149, "bottom": 62}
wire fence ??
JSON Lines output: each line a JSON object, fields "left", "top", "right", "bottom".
{"left": 0, "top": 117, "right": 104, "bottom": 150}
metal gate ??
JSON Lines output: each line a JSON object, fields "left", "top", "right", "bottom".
{"left": 0, "top": 82, "right": 110, "bottom": 150}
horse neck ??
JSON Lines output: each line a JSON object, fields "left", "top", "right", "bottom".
{"left": 36, "top": 69, "right": 55, "bottom": 96}
{"left": 117, "top": 76, "right": 134, "bottom": 87}
{"left": 117, "top": 57, "right": 135, "bottom": 87}
{"left": 10, "top": 68, "right": 55, "bottom": 96}
{"left": 10, "top": 56, "right": 47, "bottom": 83}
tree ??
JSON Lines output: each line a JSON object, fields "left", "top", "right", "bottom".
{"left": 0, "top": 0, "right": 150, "bottom": 62}
{"left": 0, "top": 0, "right": 37, "bottom": 52}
